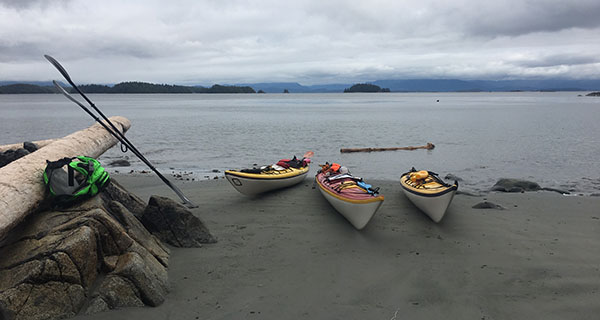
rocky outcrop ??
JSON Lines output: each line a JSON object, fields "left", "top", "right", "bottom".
{"left": 141, "top": 196, "right": 217, "bottom": 248}
{"left": 585, "top": 91, "right": 600, "bottom": 96}
{"left": 0, "top": 177, "right": 214, "bottom": 320}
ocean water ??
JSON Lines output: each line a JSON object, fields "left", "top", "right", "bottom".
{"left": 1, "top": 92, "right": 599, "bottom": 195}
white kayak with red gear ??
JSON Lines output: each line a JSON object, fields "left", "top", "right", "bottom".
{"left": 225, "top": 151, "right": 313, "bottom": 195}
{"left": 400, "top": 168, "right": 458, "bottom": 223}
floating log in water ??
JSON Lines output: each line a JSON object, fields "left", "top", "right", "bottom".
{"left": 340, "top": 142, "right": 435, "bottom": 153}
{"left": 0, "top": 116, "right": 131, "bottom": 241}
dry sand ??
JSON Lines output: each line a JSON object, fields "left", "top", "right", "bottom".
{"left": 76, "top": 174, "right": 600, "bottom": 320}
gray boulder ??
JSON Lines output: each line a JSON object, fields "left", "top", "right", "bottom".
{"left": 491, "top": 178, "right": 542, "bottom": 192}
{"left": 142, "top": 195, "right": 217, "bottom": 248}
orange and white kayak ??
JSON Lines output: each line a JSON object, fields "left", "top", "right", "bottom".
{"left": 400, "top": 168, "right": 458, "bottom": 223}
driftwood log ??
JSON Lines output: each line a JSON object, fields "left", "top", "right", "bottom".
{"left": 340, "top": 142, "right": 435, "bottom": 153}
{"left": 0, "top": 116, "right": 131, "bottom": 241}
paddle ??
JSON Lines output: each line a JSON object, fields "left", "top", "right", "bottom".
{"left": 46, "top": 55, "right": 198, "bottom": 208}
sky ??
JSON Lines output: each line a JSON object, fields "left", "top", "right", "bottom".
{"left": 1, "top": 0, "right": 600, "bottom": 85}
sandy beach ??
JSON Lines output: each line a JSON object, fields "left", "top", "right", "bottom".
{"left": 74, "top": 173, "right": 600, "bottom": 320}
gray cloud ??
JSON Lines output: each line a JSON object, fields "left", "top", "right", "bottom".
{"left": 453, "top": 0, "right": 600, "bottom": 37}
{"left": 1, "top": 0, "right": 599, "bottom": 84}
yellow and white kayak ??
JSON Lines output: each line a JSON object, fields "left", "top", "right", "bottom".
{"left": 400, "top": 168, "right": 458, "bottom": 223}
{"left": 225, "top": 164, "right": 310, "bottom": 195}
{"left": 226, "top": 152, "right": 313, "bottom": 195}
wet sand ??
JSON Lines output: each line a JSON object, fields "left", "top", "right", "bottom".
{"left": 76, "top": 174, "right": 600, "bottom": 320}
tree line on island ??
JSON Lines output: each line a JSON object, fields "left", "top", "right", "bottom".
{"left": 0, "top": 81, "right": 391, "bottom": 94}
{"left": 0, "top": 82, "right": 256, "bottom": 94}
{"left": 343, "top": 83, "right": 390, "bottom": 93}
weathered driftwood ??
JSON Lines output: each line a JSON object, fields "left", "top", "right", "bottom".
{"left": 0, "top": 116, "right": 131, "bottom": 241}
{"left": 0, "top": 139, "right": 56, "bottom": 153}
{"left": 340, "top": 142, "right": 435, "bottom": 153}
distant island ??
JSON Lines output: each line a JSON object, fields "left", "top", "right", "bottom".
{"left": 344, "top": 83, "right": 390, "bottom": 93}
{"left": 0, "top": 81, "right": 255, "bottom": 94}
{"left": 586, "top": 91, "right": 600, "bottom": 96}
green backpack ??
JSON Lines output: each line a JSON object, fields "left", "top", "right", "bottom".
{"left": 43, "top": 156, "right": 110, "bottom": 203}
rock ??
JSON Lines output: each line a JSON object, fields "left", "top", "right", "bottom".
{"left": 0, "top": 148, "right": 29, "bottom": 168}
{"left": 108, "top": 159, "right": 131, "bottom": 167}
{"left": 444, "top": 173, "right": 463, "bottom": 182}
{"left": 541, "top": 187, "right": 570, "bottom": 195}
{"left": 491, "top": 178, "right": 542, "bottom": 192}
{"left": 107, "top": 201, "right": 170, "bottom": 267}
{"left": 112, "top": 251, "right": 168, "bottom": 307}
{"left": 142, "top": 195, "right": 216, "bottom": 247}
{"left": 0, "top": 176, "right": 199, "bottom": 319}
{"left": 585, "top": 91, "right": 600, "bottom": 96}
{"left": 101, "top": 180, "right": 148, "bottom": 219}
{"left": 472, "top": 201, "right": 506, "bottom": 210}
{"left": 0, "top": 282, "right": 85, "bottom": 320}
{"left": 23, "top": 142, "right": 38, "bottom": 153}
{"left": 85, "top": 296, "right": 110, "bottom": 315}
{"left": 94, "top": 275, "right": 145, "bottom": 309}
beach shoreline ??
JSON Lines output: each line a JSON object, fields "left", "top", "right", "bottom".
{"left": 76, "top": 174, "right": 600, "bottom": 320}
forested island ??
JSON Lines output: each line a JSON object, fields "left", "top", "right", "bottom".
{"left": 344, "top": 83, "right": 390, "bottom": 93}
{"left": 0, "top": 82, "right": 255, "bottom": 94}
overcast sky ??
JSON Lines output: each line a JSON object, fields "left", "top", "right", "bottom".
{"left": 1, "top": 0, "right": 600, "bottom": 85}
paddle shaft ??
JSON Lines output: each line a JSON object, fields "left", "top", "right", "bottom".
{"left": 46, "top": 56, "right": 197, "bottom": 208}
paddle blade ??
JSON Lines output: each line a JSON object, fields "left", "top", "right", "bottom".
{"left": 52, "top": 80, "right": 86, "bottom": 108}
{"left": 44, "top": 55, "right": 73, "bottom": 84}
{"left": 303, "top": 151, "right": 314, "bottom": 159}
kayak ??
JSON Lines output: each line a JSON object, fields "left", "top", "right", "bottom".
{"left": 400, "top": 168, "right": 458, "bottom": 223}
{"left": 315, "top": 163, "right": 384, "bottom": 230}
{"left": 225, "top": 152, "right": 313, "bottom": 195}
{"left": 225, "top": 166, "right": 309, "bottom": 195}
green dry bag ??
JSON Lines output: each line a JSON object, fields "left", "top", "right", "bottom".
{"left": 43, "top": 156, "right": 110, "bottom": 203}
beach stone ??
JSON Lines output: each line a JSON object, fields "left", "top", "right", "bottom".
{"left": 541, "top": 187, "right": 570, "bottom": 195}
{"left": 141, "top": 195, "right": 217, "bottom": 248}
{"left": 444, "top": 173, "right": 463, "bottom": 181}
{"left": 0, "top": 148, "right": 29, "bottom": 168}
{"left": 0, "top": 178, "right": 176, "bottom": 320}
{"left": 23, "top": 141, "right": 38, "bottom": 153}
{"left": 108, "top": 159, "right": 131, "bottom": 167}
{"left": 491, "top": 178, "right": 542, "bottom": 192}
{"left": 472, "top": 201, "right": 506, "bottom": 210}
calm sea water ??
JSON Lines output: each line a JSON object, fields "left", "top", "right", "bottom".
{"left": 1, "top": 92, "right": 599, "bottom": 195}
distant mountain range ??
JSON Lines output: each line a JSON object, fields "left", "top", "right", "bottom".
{"left": 242, "top": 79, "right": 600, "bottom": 93}
{"left": 2, "top": 79, "right": 600, "bottom": 94}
